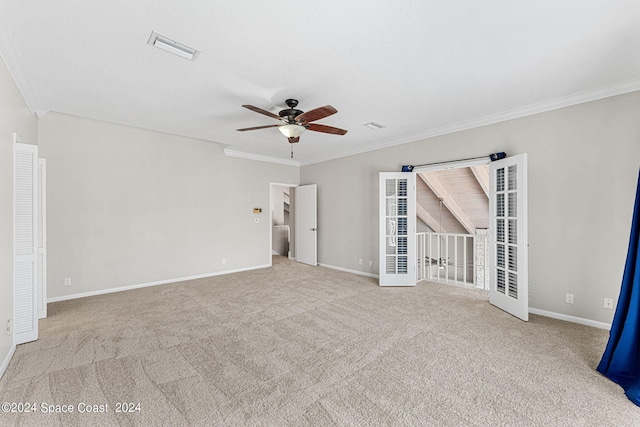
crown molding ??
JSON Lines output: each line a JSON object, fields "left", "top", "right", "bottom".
{"left": 223, "top": 148, "right": 300, "bottom": 166}
{"left": 299, "top": 80, "right": 640, "bottom": 166}
{"left": 0, "top": 11, "right": 41, "bottom": 114}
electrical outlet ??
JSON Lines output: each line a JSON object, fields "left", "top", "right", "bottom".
{"left": 222, "top": 258, "right": 227, "bottom": 265}
{"left": 604, "top": 298, "right": 614, "bottom": 310}
{"left": 369, "top": 260, "right": 373, "bottom": 267}
{"left": 358, "top": 259, "right": 362, "bottom": 265}
{"left": 565, "top": 293, "right": 574, "bottom": 304}
{"left": 6, "top": 319, "right": 11, "bottom": 336}
{"left": 64, "top": 277, "right": 71, "bottom": 286}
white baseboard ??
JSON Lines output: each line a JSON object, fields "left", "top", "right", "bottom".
{"left": 314, "top": 269, "right": 611, "bottom": 328}
{"left": 0, "top": 344, "right": 16, "bottom": 380}
{"left": 319, "top": 263, "right": 379, "bottom": 279}
{"left": 48, "top": 264, "right": 271, "bottom": 303}
{"left": 529, "top": 308, "right": 611, "bottom": 330}
{"left": 44, "top": 264, "right": 611, "bottom": 331}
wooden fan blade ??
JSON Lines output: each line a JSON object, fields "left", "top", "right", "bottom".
{"left": 242, "top": 105, "right": 282, "bottom": 120}
{"left": 296, "top": 105, "right": 337, "bottom": 124}
{"left": 236, "top": 124, "right": 281, "bottom": 131}
{"left": 306, "top": 123, "right": 348, "bottom": 135}
{"left": 288, "top": 136, "right": 300, "bottom": 143}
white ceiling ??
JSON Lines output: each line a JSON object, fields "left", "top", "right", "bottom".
{"left": 1, "top": 1, "right": 639, "bottom": 165}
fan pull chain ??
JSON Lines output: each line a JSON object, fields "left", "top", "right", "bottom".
{"left": 291, "top": 144, "right": 293, "bottom": 159}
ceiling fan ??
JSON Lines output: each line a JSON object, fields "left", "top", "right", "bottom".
{"left": 236, "top": 99, "right": 348, "bottom": 143}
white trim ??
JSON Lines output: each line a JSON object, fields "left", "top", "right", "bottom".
{"left": 37, "top": 158, "right": 47, "bottom": 319}
{"left": 223, "top": 149, "right": 300, "bottom": 166}
{"left": 319, "top": 263, "right": 379, "bottom": 279}
{"left": 47, "top": 264, "right": 270, "bottom": 303}
{"left": 0, "top": 15, "right": 40, "bottom": 114}
{"left": 0, "top": 344, "right": 16, "bottom": 380}
{"left": 299, "top": 80, "right": 640, "bottom": 166}
{"left": 413, "top": 157, "right": 490, "bottom": 173}
{"left": 529, "top": 308, "right": 611, "bottom": 330}
{"left": 41, "top": 267, "right": 611, "bottom": 331}
{"left": 270, "top": 182, "right": 299, "bottom": 187}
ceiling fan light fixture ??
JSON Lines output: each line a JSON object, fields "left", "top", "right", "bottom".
{"left": 279, "top": 124, "right": 306, "bottom": 138}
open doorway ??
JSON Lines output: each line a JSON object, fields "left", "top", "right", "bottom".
{"left": 414, "top": 161, "right": 491, "bottom": 290}
{"left": 270, "top": 184, "right": 296, "bottom": 259}
{"left": 381, "top": 154, "right": 529, "bottom": 320}
{"left": 269, "top": 182, "right": 318, "bottom": 266}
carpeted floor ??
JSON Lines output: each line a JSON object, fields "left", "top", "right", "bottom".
{"left": 0, "top": 256, "right": 637, "bottom": 426}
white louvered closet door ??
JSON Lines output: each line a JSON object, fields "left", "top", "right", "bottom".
{"left": 14, "top": 141, "right": 39, "bottom": 344}
{"left": 379, "top": 172, "right": 416, "bottom": 286}
{"left": 489, "top": 153, "right": 528, "bottom": 321}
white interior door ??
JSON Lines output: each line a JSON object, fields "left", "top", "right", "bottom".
{"left": 14, "top": 140, "right": 39, "bottom": 344}
{"left": 37, "top": 158, "right": 47, "bottom": 319}
{"left": 295, "top": 184, "right": 317, "bottom": 266}
{"left": 379, "top": 172, "right": 416, "bottom": 286}
{"left": 489, "top": 153, "right": 528, "bottom": 321}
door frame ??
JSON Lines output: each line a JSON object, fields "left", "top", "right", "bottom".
{"left": 37, "top": 158, "right": 47, "bottom": 319}
{"left": 413, "top": 157, "right": 491, "bottom": 289}
{"left": 413, "top": 157, "right": 491, "bottom": 174}
{"left": 413, "top": 154, "right": 529, "bottom": 320}
{"left": 269, "top": 182, "right": 298, "bottom": 266}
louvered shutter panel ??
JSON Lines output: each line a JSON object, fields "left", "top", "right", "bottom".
{"left": 379, "top": 172, "right": 416, "bottom": 286}
{"left": 14, "top": 142, "right": 38, "bottom": 344}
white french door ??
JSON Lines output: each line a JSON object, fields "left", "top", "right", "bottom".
{"left": 379, "top": 172, "right": 416, "bottom": 286}
{"left": 14, "top": 140, "right": 39, "bottom": 344}
{"left": 295, "top": 184, "right": 317, "bottom": 266}
{"left": 489, "top": 153, "right": 529, "bottom": 321}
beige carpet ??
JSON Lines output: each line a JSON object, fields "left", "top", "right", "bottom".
{"left": 0, "top": 256, "right": 637, "bottom": 426}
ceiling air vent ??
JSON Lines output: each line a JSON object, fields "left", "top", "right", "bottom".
{"left": 364, "top": 122, "right": 385, "bottom": 130}
{"left": 147, "top": 31, "right": 200, "bottom": 61}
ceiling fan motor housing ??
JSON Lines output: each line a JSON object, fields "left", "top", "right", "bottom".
{"left": 278, "top": 109, "right": 303, "bottom": 121}
{"left": 278, "top": 98, "right": 303, "bottom": 122}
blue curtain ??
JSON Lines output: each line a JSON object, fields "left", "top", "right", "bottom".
{"left": 597, "top": 170, "right": 640, "bottom": 407}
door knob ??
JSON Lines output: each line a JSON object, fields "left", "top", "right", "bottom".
{"left": 310, "top": 228, "right": 317, "bottom": 231}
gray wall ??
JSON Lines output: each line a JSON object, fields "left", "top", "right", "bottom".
{"left": 38, "top": 112, "right": 299, "bottom": 299}
{"left": 0, "top": 55, "right": 38, "bottom": 370}
{"left": 301, "top": 91, "right": 640, "bottom": 324}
